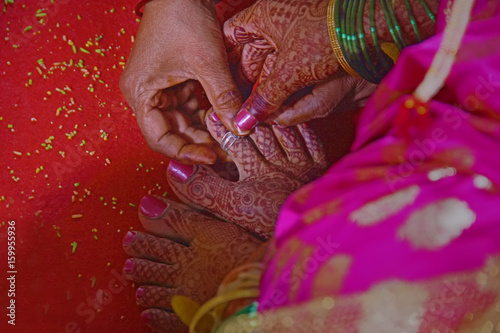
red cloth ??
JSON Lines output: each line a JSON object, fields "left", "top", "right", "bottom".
{"left": 1, "top": 1, "right": 166, "bottom": 332}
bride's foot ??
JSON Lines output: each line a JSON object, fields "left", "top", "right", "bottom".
{"left": 167, "top": 111, "right": 328, "bottom": 239}
{"left": 123, "top": 198, "right": 261, "bottom": 332}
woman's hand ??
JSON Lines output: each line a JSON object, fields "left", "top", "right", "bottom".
{"left": 273, "top": 73, "right": 377, "bottom": 126}
{"left": 120, "top": 0, "right": 242, "bottom": 164}
{"left": 224, "top": 0, "right": 342, "bottom": 133}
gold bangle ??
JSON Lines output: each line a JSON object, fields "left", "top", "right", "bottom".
{"left": 327, "top": 0, "right": 361, "bottom": 78}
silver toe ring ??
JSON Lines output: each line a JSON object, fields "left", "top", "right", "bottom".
{"left": 220, "top": 132, "right": 241, "bottom": 152}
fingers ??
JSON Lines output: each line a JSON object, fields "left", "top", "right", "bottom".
{"left": 192, "top": 22, "right": 243, "bottom": 136}
{"left": 233, "top": 54, "right": 312, "bottom": 134}
{"left": 137, "top": 101, "right": 217, "bottom": 164}
{"left": 141, "top": 308, "right": 187, "bottom": 333}
{"left": 238, "top": 40, "right": 273, "bottom": 83}
{"left": 224, "top": 15, "right": 272, "bottom": 84}
{"left": 122, "top": 231, "right": 190, "bottom": 265}
{"left": 156, "top": 81, "right": 197, "bottom": 111}
{"left": 223, "top": 10, "right": 261, "bottom": 52}
{"left": 273, "top": 75, "right": 375, "bottom": 126}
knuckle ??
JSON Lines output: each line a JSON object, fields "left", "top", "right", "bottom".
{"left": 119, "top": 70, "right": 131, "bottom": 95}
{"left": 146, "top": 139, "right": 162, "bottom": 154}
{"left": 214, "top": 89, "right": 242, "bottom": 113}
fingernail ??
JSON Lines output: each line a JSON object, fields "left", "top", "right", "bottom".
{"left": 141, "top": 311, "right": 151, "bottom": 324}
{"left": 168, "top": 160, "right": 194, "bottom": 182}
{"left": 124, "top": 259, "right": 135, "bottom": 274}
{"left": 140, "top": 195, "right": 169, "bottom": 218}
{"left": 136, "top": 287, "right": 145, "bottom": 298}
{"left": 210, "top": 111, "right": 220, "bottom": 122}
{"left": 123, "top": 231, "right": 137, "bottom": 245}
{"left": 235, "top": 109, "right": 257, "bottom": 131}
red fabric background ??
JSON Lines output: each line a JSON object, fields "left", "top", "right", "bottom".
{"left": 0, "top": 1, "right": 355, "bottom": 332}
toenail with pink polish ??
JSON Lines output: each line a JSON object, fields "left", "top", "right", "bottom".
{"left": 123, "top": 231, "right": 137, "bottom": 245}
{"left": 140, "top": 195, "right": 169, "bottom": 218}
{"left": 141, "top": 311, "right": 151, "bottom": 324}
{"left": 136, "top": 287, "right": 145, "bottom": 298}
{"left": 210, "top": 111, "right": 220, "bottom": 122}
{"left": 124, "top": 259, "right": 135, "bottom": 274}
{"left": 168, "top": 160, "right": 194, "bottom": 182}
{"left": 235, "top": 109, "right": 257, "bottom": 131}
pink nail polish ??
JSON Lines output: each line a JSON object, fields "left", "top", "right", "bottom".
{"left": 210, "top": 112, "right": 220, "bottom": 122}
{"left": 141, "top": 311, "right": 151, "bottom": 324}
{"left": 124, "top": 259, "right": 135, "bottom": 274}
{"left": 140, "top": 195, "right": 169, "bottom": 218}
{"left": 123, "top": 231, "right": 137, "bottom": 245}
{"left": 136, "top": 287, "right": 145, "bottom": 298}
{"left": 235, "top": 109, "right": 257, "bottom": 131}
{"left": 168, "top": 160, "right": 194, "bottom": 182}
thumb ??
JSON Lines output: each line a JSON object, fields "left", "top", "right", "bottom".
{"left": 196, "top": 60, "right": 243, "bottom": 135}
{"left": 232, "top": 55, "right": 309, "bottom": 135}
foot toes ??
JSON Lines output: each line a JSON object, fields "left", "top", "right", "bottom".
{"left": 136, "top": 285, "right": 181, "bottom": 309}
{"left": 296, "top": 123, "right": 328, "bottom": 168}
{"left": 206, "top": 110, "right": 263, "bottom": 175}
{"left": 142, "top": 308, "right": 187, "bottom": 333}
{"left": 272, "top": 125, "right": 309, "bottom": 165}
{"left": 249, "top": 125, "right": 287, "bottom": 166}
{"left": 138, "top": 195, "right": 212, "bottom": 243}
{"left": 122, "top": 231, "right": 190, "bottom": 265}
{"left": 123, "top": 258, "right": 177, "bottom": 286}
{"left": 167, "top": 162, "right": 230, "bottom": 214}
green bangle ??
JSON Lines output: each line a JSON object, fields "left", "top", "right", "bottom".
{"left": 356, "top": 0, "right": 383, "bottom": 81}
{"left": 331, "top": 0, "right": 438, "bottom": 84}
{"left": 380, "top": 0, "right": 406, "bottom": 50}
{"left": 369, "top": 0, "right": 392, "bottom": 71}
{"left": 328, "top": 0, "right": 361, "bottom": 77}
{"left": 418, "top": 0, "right": 436, "bottom": 23}
{"left": 338, "top": 0, "right": 374, "bottom": 80}
{"left": 403, "top": 0, "right": 423, "bottom": 42}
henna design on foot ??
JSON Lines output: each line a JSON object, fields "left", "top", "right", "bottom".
{"left": 167, "top": 112, "right": 328, "bottom": 239}
{"left": 123, "top": 199, "right": 262, "bottom": 332}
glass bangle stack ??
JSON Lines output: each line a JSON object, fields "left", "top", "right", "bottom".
{"left": 333, "top": 0, "right": 437, "bottom": 83}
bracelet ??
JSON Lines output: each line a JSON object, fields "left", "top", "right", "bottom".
{"left": 135, "top": 0, "right": 153, "bottom": 17}
{"left": 328, "top": 0, "right": 438, "bottom": 83}
{"left": 327, "top": 0, "right": 361, "bottom": 78}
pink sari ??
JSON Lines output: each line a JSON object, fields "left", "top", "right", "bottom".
{"left": 249, "top": 0, "right": 500, "bottom": 330}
